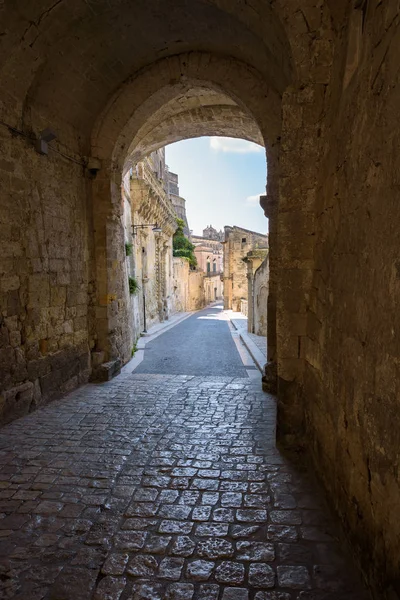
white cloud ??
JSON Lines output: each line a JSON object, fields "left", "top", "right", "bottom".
{"left": 246, "top": 193, "right": 263, "bottom": 206}
{"left": 209, "top": 137, "right": 263, "bottom": 154}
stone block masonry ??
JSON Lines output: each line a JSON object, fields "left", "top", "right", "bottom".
{"left": 0, "top": 130, "right": 91, "bottom": 424}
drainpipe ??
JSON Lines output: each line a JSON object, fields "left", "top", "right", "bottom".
{"left": 142, "top": 284, "right": 147, "bottom": 333}
{"left": 142, "top": 246, "right": 147, "bottom": 333}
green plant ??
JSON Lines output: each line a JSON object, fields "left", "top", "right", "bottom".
{"left": 131, "top": 343, "right": 138, "bottom": 357}
{"left": 128, "top": 276, "right": 140, "bottom": 295}
{"left": 125, "top": 242, "right": 133, "bottom": 256}
{"left": 173, "top": 218, "right": 197, "bottom": 268}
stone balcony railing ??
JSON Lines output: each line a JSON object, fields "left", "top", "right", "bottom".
{"left": 204, "top": 270, "right": 223, "bottom": 278}
{"left": 134, "top": 158, "right": 177, "bottom": 222}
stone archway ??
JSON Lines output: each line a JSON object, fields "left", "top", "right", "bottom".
{"left": 89, "top": 51, "right": 285, "bottom": 372}
{"left": 0, "top": 0, "right": 329, "bottom": 447}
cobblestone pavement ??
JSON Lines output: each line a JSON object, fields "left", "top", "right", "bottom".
{"left": 0, "top": 374, "right": 369, "bottom": 600}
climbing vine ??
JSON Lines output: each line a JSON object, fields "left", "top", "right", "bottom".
{"left": 173, "top": 218, "right": 197, "bottom": 268}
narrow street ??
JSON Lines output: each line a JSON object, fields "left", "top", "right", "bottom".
{"left": 0, "top": 307, "right": 368, "bottom": 600}
{"left": 135, "top": 304, "right": 251, "bottom": 377}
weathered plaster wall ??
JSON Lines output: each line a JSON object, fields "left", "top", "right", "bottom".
{"left": 0, "top": 130, "right": 91, "bottom": 424}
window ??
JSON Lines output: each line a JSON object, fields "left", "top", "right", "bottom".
{"left": 213, "top": 261, "right": 216, "bottom": 272}
{"left": 207, "top": 262, "right": 211, "bottom": 273}
{"left": 242, "top": 237, "right": 247, "bottom": 243}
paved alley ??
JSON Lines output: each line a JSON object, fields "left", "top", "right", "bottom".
{"left": 135, "top": 305, "right": 249, "bottom": 377}
{"left": 0, "top": 315, "right": 370, "bottom": 599}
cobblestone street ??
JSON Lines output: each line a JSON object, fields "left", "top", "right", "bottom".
{"left": 0, "top": 373, "right": 369, "bottom": 599}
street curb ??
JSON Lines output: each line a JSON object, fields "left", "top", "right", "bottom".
{"left": 230, "top": 320, "right": 266, "bottom": 373}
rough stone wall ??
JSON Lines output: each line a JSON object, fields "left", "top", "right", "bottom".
{"left": 299, "top": 3, "right": 400, "bottom": 594}
{"left": 0, "top": 130, "right": 91, "bottom": 424}
{"left": 274, "top": 0, "right": 335, "bottom": 439}
{"left": 254, "top": 257, "right": 269, "bottom": 337}
{"left": 223, "top": 226, "right": 268, "bottom": 312}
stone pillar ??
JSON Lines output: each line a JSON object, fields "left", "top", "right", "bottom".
{"left": 247, "top": 267, "right": 255, "bottom": 334}
{"left": 90, "top": 165, "right": 133, "bottom": 378}
{"left": 275, "top": 82, "right": 326, "bottom": 443}
{"left": 155, "top": 233, "right": 163, "bottom": 322}
{"left": 161, "top": 239, "right": 169, "bottom": 321}
{"left": 260, "top": 194, "right": 278, "bottom": 394}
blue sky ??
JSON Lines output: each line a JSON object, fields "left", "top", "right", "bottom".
{"left": 165, "top": 137, "right": 268, "bottom": 237}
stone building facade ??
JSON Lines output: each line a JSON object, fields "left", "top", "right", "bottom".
{"left": 128, "top": 153, "right": 177, "bottom": 334}
{"left": 127, "top": 149, "right": 207, "bottom": 341}
{"left": 193, "top": 244, "right": 223, "bottom": 275}
{"left": 192, "top": 227, "right": 224, "bottom": 302}
{"left": 243, "top": 249, "right": 269, "bottom": 336}
{"left": 223, "top": 226, "right": 268, "bottom": 312}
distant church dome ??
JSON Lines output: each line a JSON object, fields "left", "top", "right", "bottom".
{"left": 203, "top": 225, "right": 224, "bottom": 242}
